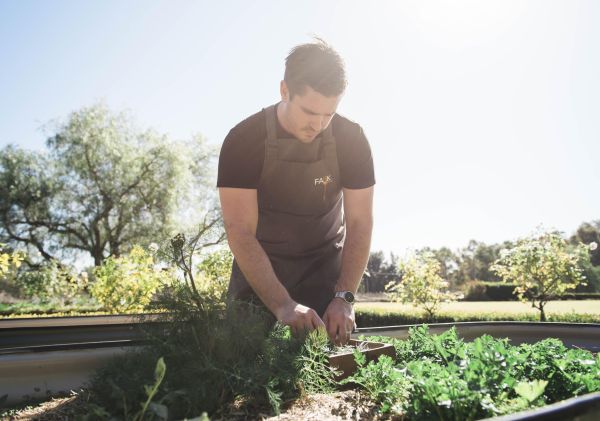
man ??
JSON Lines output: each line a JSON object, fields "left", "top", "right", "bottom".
{"left": 217, "top": 39, "right": 374, "bottom": 345}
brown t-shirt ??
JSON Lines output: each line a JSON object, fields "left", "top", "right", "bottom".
{"left": 217, "top": 103, "right": 375, "bottom": 189}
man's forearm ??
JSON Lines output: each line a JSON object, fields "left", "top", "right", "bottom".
{"left": 335, "top": 219, "right": 373, "bottom": 293}
{"left": 227, "top": 232, "right": 292, "bottom": 317}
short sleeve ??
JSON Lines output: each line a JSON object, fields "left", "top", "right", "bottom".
{"left": 216, "top": 129, "right": 264, "bottom": 189}
{"left": 335, "top": 121, "right": 376, "bottom": 189}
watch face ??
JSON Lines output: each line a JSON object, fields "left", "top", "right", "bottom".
{"left": 344, "top": 291, "right": 355, "bottom": 303}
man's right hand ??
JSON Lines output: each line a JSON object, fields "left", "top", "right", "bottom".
{"left": 275, "top": 299, "right": 326, "bottom": 338}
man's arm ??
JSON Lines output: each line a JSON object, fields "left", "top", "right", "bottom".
{"left": 323, "top": 186, "right": 374, "bottom": 344}
{"left": 219, "top": 187, "right": 325, "bottom": 337}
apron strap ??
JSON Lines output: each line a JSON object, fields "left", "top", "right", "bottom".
{"left": 265, "top": 104, "right": 278, "bottom": 142}
{"left": 321, "top": 121, "right": 335, "bottom": 160}
{"left": 264, "top": 104, "right": 279, "bottom": 161}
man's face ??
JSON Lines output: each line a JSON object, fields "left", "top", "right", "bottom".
{"left": 279, "top": 82, "right": 342, "bottom": 143}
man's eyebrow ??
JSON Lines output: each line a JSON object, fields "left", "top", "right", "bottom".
{"left": 300, "top": 105, "right": 334, "bottom": 117}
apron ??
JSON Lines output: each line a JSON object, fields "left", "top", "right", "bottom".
{"left": 227, "top": 103, "right": 345, "bottom": 317}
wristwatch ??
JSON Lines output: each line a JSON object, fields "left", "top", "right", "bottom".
{"left": 334, "top": 290, "right": 355, "bottom": 304}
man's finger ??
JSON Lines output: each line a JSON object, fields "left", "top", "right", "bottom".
{"left": 323, "top": 313, "right": 335, "bottom": 340}
{"left": 335, "top": 324, "right": 343, "bottom": 346}
{"left": 342, "top": 324, "right": 352, "bottom": 344}
{"left": 325, "top": 315, "right": 337, "bottom": 342}
{"left": 311, "top": 313, "right": 326, "bottom": 331}
{"left": 327, "top": 319, "right": 340, "bottom": 346}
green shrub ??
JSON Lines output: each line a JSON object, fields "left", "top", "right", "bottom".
{"left": 197, "top": 249, "right": 233, "bottom": 283}
{"left": 12, "top": 261, "right": 89, "bottom": 306}
{"left": 87, "top": 235, "right": 342, "bottom": 419}
{"left": 0, "top": 244, "right": 24, "bottom": 280}
{"left": 386, "top": 251, "right": 463, "bottom": 319}
{"left": 91, "top": 245, "right": 172, "bottom": 313}
{"left": 463, "top": 281, "right": 519, "bottom": 301}
{"left": 462, "top": 280, "right": 488, "bottom": 301}
{"left": 483, "top": 282, "right": 519, "bottom": 300}
{"left": 15, "top": 268, "right": 50, "bottom": 300}
{"left": 89, "top": 286, "right": 338, "bottom": 419}
{"left": 463, "top": 281, "right": 600, "bottom": 302}
{"left": 355, "top": 309, "right": 600, "bottom": 327}
{"left": 553, "top": 292, "right": 600, "bottom": 300}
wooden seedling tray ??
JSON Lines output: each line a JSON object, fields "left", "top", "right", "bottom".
{"left": 327, "top": 339, "right": 396, "bottom": 381}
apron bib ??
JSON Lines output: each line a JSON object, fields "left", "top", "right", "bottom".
{"left": 227, "top": 103, "right": 345, "bottom": 316}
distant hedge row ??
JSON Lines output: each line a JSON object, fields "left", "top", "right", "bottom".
{"left": 355, "top": 309, "right": 600, "bottom": 328}
{"left": 462, "top": 281, "right": 600, "bottom": 301}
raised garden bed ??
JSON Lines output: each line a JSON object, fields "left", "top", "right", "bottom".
{"left": 2, "top": 321, "right": 599, "bottom": 420}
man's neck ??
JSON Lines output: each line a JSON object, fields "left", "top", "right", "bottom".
{"left": 275, "top": 102, "right": 294, "bottom": 138}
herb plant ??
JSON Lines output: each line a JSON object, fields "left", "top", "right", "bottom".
{"left": 351, "top": 326, "right": 600, "bottom": 420}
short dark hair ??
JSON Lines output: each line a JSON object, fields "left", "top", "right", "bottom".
{"left": 284, "top": 38, "right": 347, "bottom": 98}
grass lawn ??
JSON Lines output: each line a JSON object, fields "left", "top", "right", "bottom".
{"left": 356, "top": 300, "right": 600, "bottom": 316}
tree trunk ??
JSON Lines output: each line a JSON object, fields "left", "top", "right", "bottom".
{"left": 94, "top": 252, "right": 102, "bottom": 267}
{"left": 539, "top": 304, "right": 546, "bottom": 322}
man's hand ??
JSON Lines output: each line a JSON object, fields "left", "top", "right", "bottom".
{"left": 275, "top": 299, "right": 326, "bottom": 338}
{"left": 323, "top": 298, "right": 356, "bottom": 345}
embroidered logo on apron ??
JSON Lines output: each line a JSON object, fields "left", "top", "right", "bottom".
{"left": 314, "top": 175, "right": 334, "bottom": 200}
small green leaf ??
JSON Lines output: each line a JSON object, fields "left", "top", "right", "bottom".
{"left": 353, "top": 348, "right": 366, "bottom": 367}
{"left": 514, "top": 380, "right": 548, "bottom": 403}
{"left": 155, "top": 356, "right": 166, "bottom": 382}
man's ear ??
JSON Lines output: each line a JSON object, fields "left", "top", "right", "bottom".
{"left": 280, "top": 80, "right": 289, "bottom": 102}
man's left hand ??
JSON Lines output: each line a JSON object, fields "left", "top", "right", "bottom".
{"left": 323, "top": 297, "right": 356, "bottom": 345}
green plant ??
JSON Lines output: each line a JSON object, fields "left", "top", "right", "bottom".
{"left": 355, "top": 326, "right": 600, "bottom": 420}
{"left": 294, "top": 328, "right": 339, "bottom": 394}
{"left": 91, "top": 245, "right": 171, "bottom": 313}
{"left": 133, "top": 357, "right": 167, "bottom": 421}
{"left": 12, "top": 261, "right": 89, "bottom": 305}
{"left": 84, "top": 232, "right": 600, "bottom": 419}
{"left": 491, "top": 230, "right": 592, "bottom": 321}
{"left": 342, "top": 353, "right": 411, "bottom": 414}
{"left": 355, "top": 308, "right": 600, "bottom": 327}
{"left": 462, "top": 281, "right": 519, "bottom": 301}
{"left": 89, "top": 239, "right": 342, "bottom": 420}
{"left": 386, "top": 251, "right": 463, "bottom": 319}
{"left": 0, "top": 243, "right": 24, "bottom": 280}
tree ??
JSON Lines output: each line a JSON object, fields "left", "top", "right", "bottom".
{"left": 454, "top": 240, "right": 515, "bottom": 285}
{"left": 385, "top": 251, "right": 463, "bottom": 319}
{"left": 569, "top": 220, "right": 600, "bottom": 266}
{"left": 417, "top": 246, "right": 462, "bottom": 288}
{"left": 1, "top": 103, "right": 221, "bottom": 266}
{"left": 569, "top": 221, "right": 600, "bottom": 292}
{"left": 362, "top": 251, "right": 399, "bottom": 293}
{"left": 457, "top": 239, "right": 480, "bottom": 284}
{"left": 491, "top": 230, "right": 592, "bottom": 321}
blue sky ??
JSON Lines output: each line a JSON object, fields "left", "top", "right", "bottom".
{"left": 1, "top": 0, "right": 599, "bottom": 256}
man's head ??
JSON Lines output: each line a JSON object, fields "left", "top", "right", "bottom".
{"left": 278, "top": 38, "right": 347, "bottom": 143}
